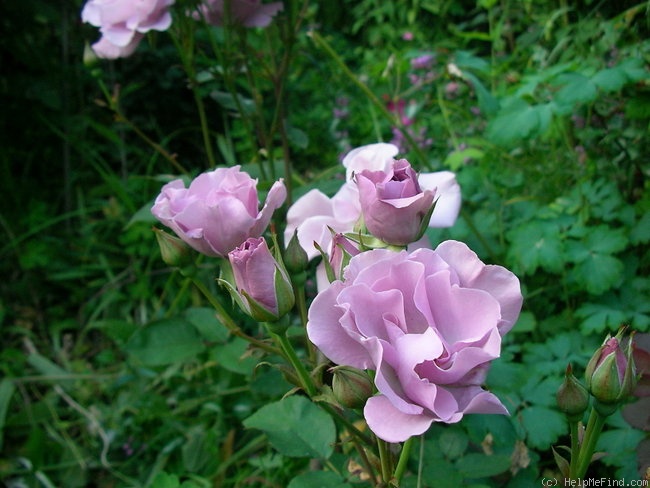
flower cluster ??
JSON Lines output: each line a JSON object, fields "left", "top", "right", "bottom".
{"left": 151, "top": 142, "right": 520, "bottom": 444}
{"left": 284, "top": 143, "right": 461, "bottom": 260}
{"left": 81, "top": 0, "right": 283, "bottom": 59}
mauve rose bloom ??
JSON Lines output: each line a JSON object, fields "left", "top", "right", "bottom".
{"left": 356, "top": 159, "right": 435, "bottom": 246}
{"left": 81, "top": 0, "right": 174, "bottom": 59}
{"left": 285, "top": 143, "right": 461, "bottom": 259}
{"left": 197, "top": 0, "right": 283, "bottom": 27}
{"left": 228, "top": 237, "right": 294, "bottom": 321}
{"left": 307, "top": 241, "right": 523, "bottom": 442}
{"left": 151, "top": 166, "right": 286, "bottom": 257}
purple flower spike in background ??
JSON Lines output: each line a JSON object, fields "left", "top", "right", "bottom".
{"left": 152, "top": 166, "right": 286, "bottom": 257}
{"left": 198, "top": 0, "right": 284, "bottom": 28}
{"left": 307, "top": 240, "right": 523, "bottom": 442}
{"left": 81, "top": 0, "right": 175, "bottom": 59}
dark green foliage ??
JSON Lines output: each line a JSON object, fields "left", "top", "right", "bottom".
{"left": 1, "top": 0, "right": 648, "bottom": 486}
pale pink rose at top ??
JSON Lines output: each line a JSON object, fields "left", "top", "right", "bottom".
{"left": 356, "top": 159, "right": 435, "bottom": 246}
{"left": 285, "top": 143, "right": 461, "bottom": 259}
{"left": 81, "top": 0, "right": 174, "bottom": 59}
{"left": 151, "top": 166, "right": 286, "bottom": 258}
{"left": 197, "top": 0, "right": 283, "bottom": 27}
{"left": 307, "top": 241, "right": 523, "bottom": 443}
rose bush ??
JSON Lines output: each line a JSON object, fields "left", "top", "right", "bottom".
{"left": 285, "top": 143, "right": 461, "bottom": 259}
{"left": 81, "top": 0, "right": 175, "bottom": 59}
{"left": 151, "top": 166, "right": 286, "bottom": 257}
{"left": 307, "top": 240, "right": 523, "bottom": 442}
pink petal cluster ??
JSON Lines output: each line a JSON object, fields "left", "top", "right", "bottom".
{"left": 307, "top": 241, "right": 523, "bottom": 442}
{"left": 197, "top": 0, "right": 283, "bottom": 28}
{"left": 151, "top": 166, "right": 286, "bottom": 257}
{"left": 285, "top": 143, "right": 461, "bottom": 259}
{"left": 81, "top": 0, "right": 175, "bottom": 59}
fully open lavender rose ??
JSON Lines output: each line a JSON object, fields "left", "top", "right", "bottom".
{"left": 151, "top": 166, "right": 286, "bottom": 258}
{"left": 81, "top": 0, "right": 175, "bottom": 59}
{"left": 307, "top": 240, "right": 523, "bottom": 443}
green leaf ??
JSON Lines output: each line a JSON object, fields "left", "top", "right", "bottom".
{"left": 511, "top": 311, "right": 537, "bottom": 333}
{"left": 570, "top": 253, "right": 624, "bottom": 295}
{"left": 595, "top": 428, "right": 645, "bottom": 467}
{"left": 488, "top": 99, "right": 542, "bottom": 145}
{"left": 150, "top": 472, "right": 180, "bottom": 488}
{"left": 243, "top": 396, "right": 336, "bottom": 459}
{"left": 210, "top": 336, "right": 257, "bottom": 376}
{"left": 591, "top": 67, "right": 628, "bottom": 92}
{"left": 506, "top": 220, "right": 565, "bottom": 275}
{"left": 288, "top": 471, "right": 352, "bottom": 488}
{"left": 455, "top": 453, "right": 511, "bottom": 478}
{"left": 125, "top": 318, "right": 205, "bottom": 367}
{"left": 553, "top": 73, "right": 598, "bottom": 114}
{"left": 0, "top": 378, "right": 16, "bottom": 450}
{"left": 443, "top": 147, "right": 484, "bottom": 171}
{"left": 520, "top": 406, "right": 566, "bottom": 450}
{"left": 184, "top": 307, "right": 229, "bottom": 343}
{"left": 439, "top": 427, "right": 469, "bottom": 460}
{"left": 576, "top": 303, "right": 627, "bottom": 334}
{"left": 584, "top": 226, "right": 628, "bottom": 255}
{"left": 630, "top": 212, "right": 650, "bottom": 244}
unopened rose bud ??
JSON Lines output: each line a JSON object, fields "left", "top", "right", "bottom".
{"left": 331, "top": 366, "right": 374, "bottom": 409}
{"left": 557, "top": 364, "right": 589, "bottom": 421}
{"left": 284, "top": 230, "right": 309, "bottom": 274}
{"left": 153, "top": 227, "right": 195, "bottom": 267}
{"left": 227, "top": 237, "right": 295, "bottom": 322}
{"left": 585, "top": 328, "right": 637, "bottom": 411}
{"left": 356, "top": 159, "right": 436, "bottom": 246}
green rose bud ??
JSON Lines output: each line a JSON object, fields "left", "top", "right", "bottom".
{"left": 557, "top": 364, "right": 589, "bottom": 421}
{"left": 585, "top": 328, "right": 637, "bottom": 410}
{"left": 153, "top": 227, "right": 195, "bottom": 268}
{"left": 284, "top": 230, "right": 309, "bottom": 275}
{"left": 331, "top": 366, "right": 374, "bottom": 409}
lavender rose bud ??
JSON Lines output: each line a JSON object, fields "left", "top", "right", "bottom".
{"left": 228, "top": 237, "right": 294, "bottom": 322}
{"left": 355, "top": 159, "right": 435, "bottom": 246}
{"left": 151, "top": 166, "right": 286, "bottom": 258}
{"left": 307, "top": 240, "right": 523, "bottom": 443}
{"left": 585, "top": 328, "right": 637, "bottom": 409}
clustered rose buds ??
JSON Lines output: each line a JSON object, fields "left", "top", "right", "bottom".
{"left": 150, "top": 142, "right": 523, "bottom": 445}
